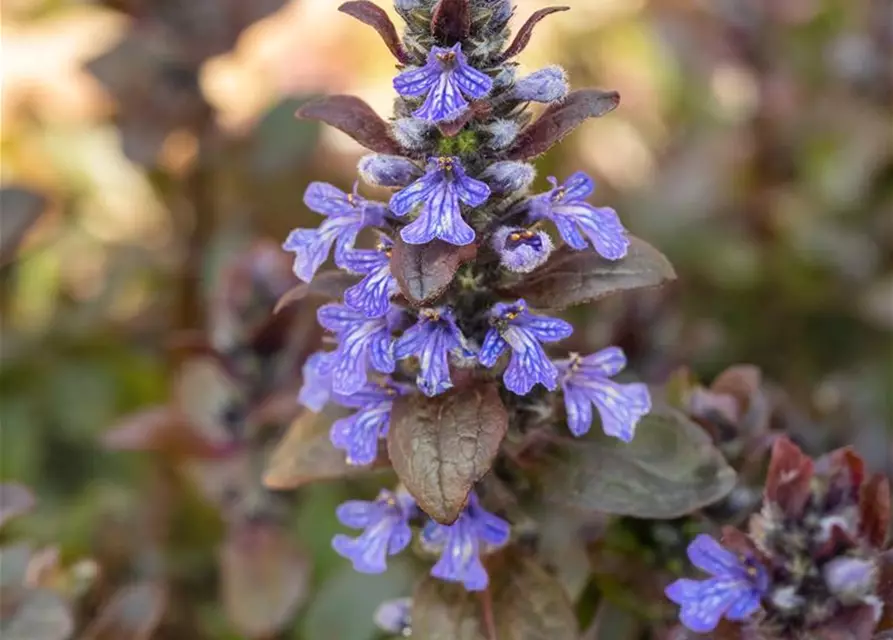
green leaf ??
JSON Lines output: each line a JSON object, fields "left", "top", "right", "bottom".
{"left": 387, "top": 384, "right": 508, "bottom": 524}
{"left": 301, "top": 559, "right": 416, "bottom": 640}
{"left": 249, "top": 97, "right": 320, "bottom": 176}
{"left": 503, "top": 237, "right": 676, "bottom": 310}
{"left": 539, "top": 404, "right": 736, "bottom": 518}
{"left": 412, "top": 553, "right": 578, "bottom": 640}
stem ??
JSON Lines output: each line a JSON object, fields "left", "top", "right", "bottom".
{"left": 479, "top": 587, "right": 498, "bottom": 640}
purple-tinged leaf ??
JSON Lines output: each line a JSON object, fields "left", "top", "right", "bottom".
{"left": 498, "top": 6, "right": 570, "bottom": 61}
{"left": 274, "top": 271, "right": 362, "bottom": 314}
{"left": 81, "top": 582, "right": 167, "bottom": 640}
{"left": 387, "top": 385, "right": 508, "bottom": 524}
{"left": 101, "top": 407, "right": 227, "bottom": 459}
{"left": 412, "top": 552, "right": 577, "bottom": 639}
{"left": 0, "top": 483, "right": 35, "bottom": 529}
{"left": 2, "top": 589, "right": 75, "bottom": 640}
{"left": 391, "top": 236, "right": 476, "bottom": 306}
{"left": 297, "top": 95, "right": 401, "bottom": 155}
{"left": 338, "top": 2, "right": 410, "bottom": 63}
{"left": 263, "top": 412, "right": 386, "bottom": 490}
{"left": 506, "top": 89, "right": 620, "bottom": 160}
{"left": 503, "top": 236, "right": 675, "bottom": 310}
{"left": 220, "top": 522, "right": 310, "bottom": 638}
{"left": 539, "top": 403, "right": 737, "bottom": 518}
{"left": 431, "top": 0, "right": 470, "bottom": 43}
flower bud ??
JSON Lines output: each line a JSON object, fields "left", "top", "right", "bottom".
{"left": 479, "top": 161, "right": 535, "bottom": 195}
{"left": 374, "top": 597, "right": 412, "bottom": 635}
{"left": 514, "top": 66, "right": 569, "bottom": 103}
{"left": 482, "top": 119, "right": 520, "bottom": 150}
{"left": 393, "top": 117, "right": 432, "bottom": 150}
{"left": 358, "top": 154, "right": 422, "bottom": 188}
{"left": 492, "top": 226, "right": 553, "bottom": 273}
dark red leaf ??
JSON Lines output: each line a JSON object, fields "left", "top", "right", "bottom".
{"left": 507, "top": 89, "right": 620, "bottom": 160}
{"left": 764, "top": 436, "right": 814, "bottom": 518}
{"left": 498, "top": 6, "right": 570, "bottom": 61}
{"left": 297, "top": 95, "right": 401, "bottom": 155}
{"left": 391, "top": 236, "right": 476, "bottom": 306}
{"left": 814, "top": 605, "right": 879, "bottom": 640}
{"left": 274, "top": 271, "right": 362, "bottom": 314}
{"left": 81, "top": 582, "right": 167, "bottom": 640}
{"left": 878, "top": 550, "right": 893, "bottom": 632}
{"left": 860, "top": 473, "right": 891, "bottom": 548}
{"left": 102, "top": 407, "right": 227, "bottom": 459}
{"left": 339, "top": 2, "right": 410, "bottom": 63}
{"left": 502, "top": 236, "right": 675, "bottom": 310}
{"left": 431, "top": 0, "right": 470, "bottom": 43}
{"left": 387, "top": 384, "right": 508, "bottom": 524}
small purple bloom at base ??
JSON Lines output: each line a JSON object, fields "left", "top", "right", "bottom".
{"left": 341, "top": 240, "right": 398, "bottom": 318}
{"left": 317, "top": 303, "right": 395, "bottom": 395}
{"left": 332, "top": 488, "right": 416, "bottom": 574}
{"left": 491, "top": 226, "right": 554, "bottom": 274}
{"left": 421, "top": 493, "right": 510, "bottom": 592}
{"left": 374, "top": 598, "right": 412, "bottom": 635}
{"left": 394, "top": 307, "right": 471, "bottom": 397}
{"left": 298, "top": 351, "right": 335, "bottom": 412}
{"left": 330, "top": 381, "right": 403, "bottom": 466}
{"left": 665, "top": 534, "right": 768, "bottom": 634}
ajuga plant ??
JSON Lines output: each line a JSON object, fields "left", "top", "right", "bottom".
{"left": 266, "top": 1, "right": 892, "bottom": 638}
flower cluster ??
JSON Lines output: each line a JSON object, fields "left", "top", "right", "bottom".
{"left": 666, "top": 437, "right": 891, "bottom": 637}
{"left": 283, "top": 0, "right": 656, "bottom": 598}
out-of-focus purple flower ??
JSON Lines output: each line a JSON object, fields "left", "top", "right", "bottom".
{"left": 513, "top": 66, "right": 569, "bottom": 103}
{"left": 342, "top": 239, "right": 398, "bottom": 318}
{"left": 330, "top": 381, "right": 406, "bottom": 466}
{"left": 358, "top": 154, "right": 422, "bottom": 188}
{"left": 528, "top": 172, "right": 629, "bottom": 260}
{"left": 393, "top": 43, "right": 493, "bottom": 123}
{"left": 479, "top": 299, "right": 572, "bottom": 395}
{"left": 333, "top": 488, "right": 416, "bottom": 574}
{"left": 394, "top": 307, "right": 472, "bottom": 397}
{"left": 479, "top": 161, "right": 536, "bottom": 195}
{"left": 390, "top": 157, "right": 490, "bottom": 246}
{"left": 374, "top": 598, "right": 412, "bottom": 636}
{"left": 298, "top": 351, "right": 336, "bottom": 412}
{"left": 491, "top": 226, "right": 553, "bottom": 274}
{"left": 665, "top": 534, "right": 768, "bottom": 634}
{"left": 555, "top": 347, "right": 651, "bottom": 441}
{"left": 317, "top": 303, "right": 395, "bottom": 395}
{"left": 823, "top": 557, "right": 878, "bottom": 603}
{"left": 421, "top": 492, "right": 510, "bottom": 591}
{"left": 284, "top": 182, "right": 387, "bottom": 283}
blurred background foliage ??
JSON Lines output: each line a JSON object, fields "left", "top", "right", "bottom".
{"left": 1, "top": 0, "right": 890, "bottom": 638}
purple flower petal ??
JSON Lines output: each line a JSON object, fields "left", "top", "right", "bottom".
{"left": 332, "top": 489, "right": 415, "bottom": 575}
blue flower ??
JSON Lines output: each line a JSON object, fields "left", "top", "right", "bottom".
{"left": 528, "top": 172, "right": 629, "bottom": 260}
{"left": 479, "top": 299, "right": 573, "bottom": 395}
{"left": 298, "top": 351, "right": 336, "bottom": 412}
{"left": 284, "top": 182, "right": 387, "bottom": 282}
{"left": 491, "top": 226, "right": 554, "bottom": 274}
{"left": 421, "top": 492, "right": 510, "bottom": 591}
{"left": 394, "top": 307, "right": 472, "bottom": 397}
{"left": 317, "top": 303, "right": 395, "bottom": 395}
{"left": 373, "top": 598, "right": 412, "bottom": 636}
{"left": 555, "top": 347, "right": 651, "bottom": 441}
{"left": 393, "top": 43, "right": 493, "bottom": 123}
{"left": 330, "top": 381, "right": 405, "bottom": 466}
{"left": 390, "top": 157, "right": 490, "bottom": 246}
{"left": 332, "top": 488, "right": 416, "bottom": 574}
{"left": 341, "top": 239, "right": 398, "bottom": 318}
{"left": 665, "top": 534, "right": 768, "bottom": 634}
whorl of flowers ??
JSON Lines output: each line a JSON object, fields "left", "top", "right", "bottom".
{"left": 666, "top": 436, "right": 892, "bottom": 638}
{"left": 278, "top": 0, "right": 678, "bottom": 628}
